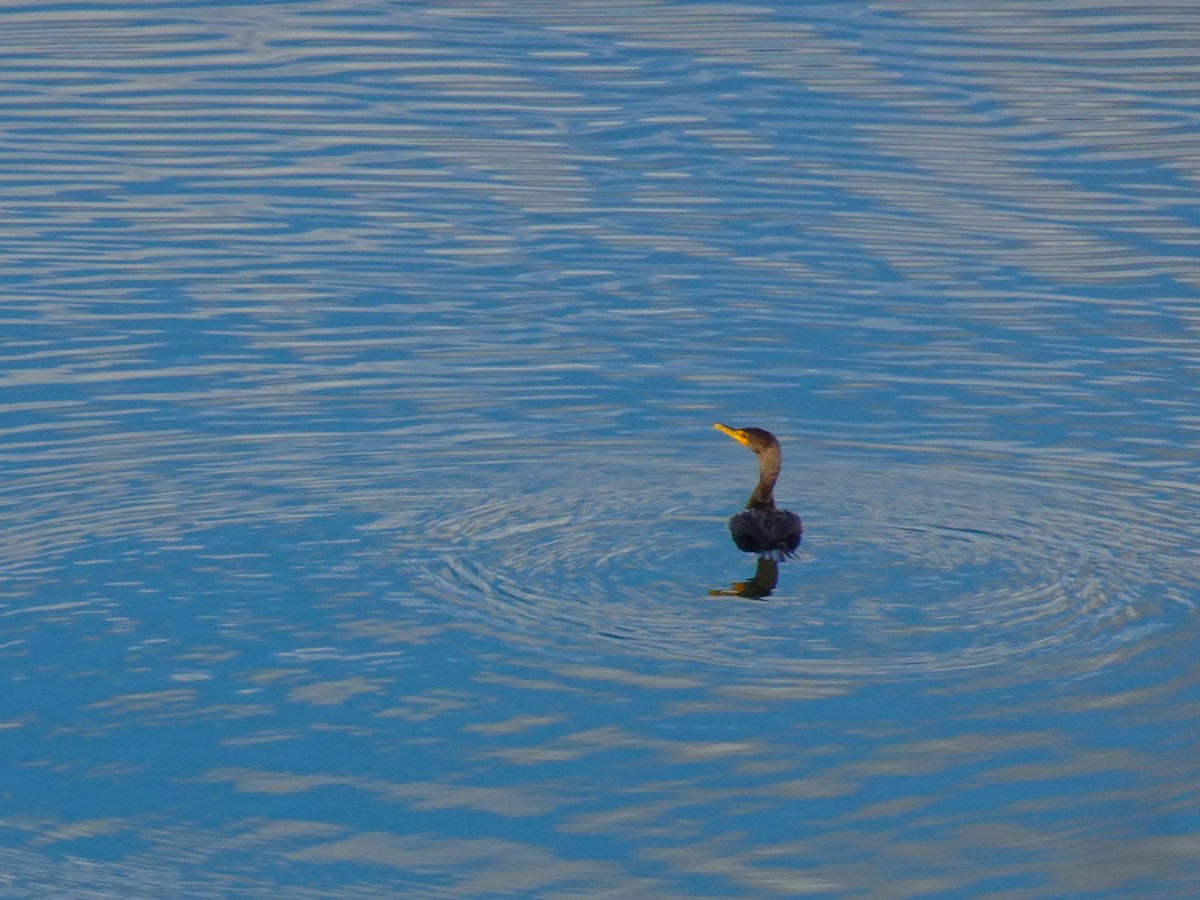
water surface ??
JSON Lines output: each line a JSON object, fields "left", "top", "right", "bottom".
{"left": 2, "top": 0, "right": 1200, "bottom": 895}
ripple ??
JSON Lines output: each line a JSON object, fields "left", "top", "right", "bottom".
{"left": 397, "top": 443, "right": 1194, "bottom": 683}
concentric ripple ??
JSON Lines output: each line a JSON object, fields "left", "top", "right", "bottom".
{"left": 396, "top": 442, "right": 1193, "bottom": 682}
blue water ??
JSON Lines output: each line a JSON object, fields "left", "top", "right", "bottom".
{"left": 3, "top": 1, "right": 1200, "bottom": 895}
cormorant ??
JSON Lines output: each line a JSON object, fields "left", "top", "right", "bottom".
{"left": 713, "top": 423, "right": 803, "bottom": 560}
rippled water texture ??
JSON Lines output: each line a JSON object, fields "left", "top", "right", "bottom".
{"left": 3, "top": 0, "right": 1200, "bottom": 895}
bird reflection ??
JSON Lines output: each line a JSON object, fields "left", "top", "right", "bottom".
{"left": 709, "top": 558, "right": 779, "bottom": 600}
{"left": 712, "top": 423, "right": 803, "bottom": 560}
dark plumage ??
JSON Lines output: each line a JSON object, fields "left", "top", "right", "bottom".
{"left": 713, "top": 423, "right": 803, "bottom": 560}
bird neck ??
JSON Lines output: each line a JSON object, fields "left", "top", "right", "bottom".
{"left": 746, "top": 448, "right": 781, "bottom": 510}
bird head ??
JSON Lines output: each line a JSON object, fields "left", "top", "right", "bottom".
{"left": 713, "top": 423, "right": 779, "bottom": 455}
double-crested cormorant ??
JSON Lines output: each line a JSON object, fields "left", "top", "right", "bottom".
{"left": 713, "top": 423, "right": 803, "bottom": 560}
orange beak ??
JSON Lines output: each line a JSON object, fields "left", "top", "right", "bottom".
{"left": 713, "top": 423, "right": 751, "bottom": 446}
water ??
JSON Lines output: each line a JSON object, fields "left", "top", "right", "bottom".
{"left": 2, "top": 0, "right": 1200, "bottom": 895}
